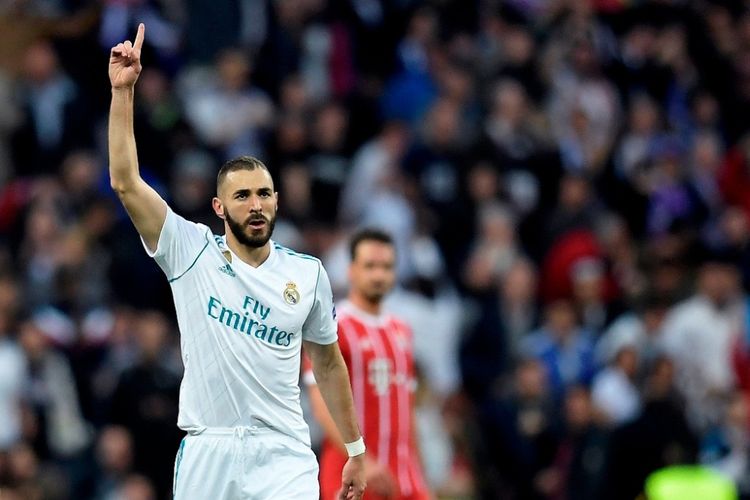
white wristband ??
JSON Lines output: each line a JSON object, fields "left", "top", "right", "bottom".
{"left": 344, "top": 437, "right": 366, "bottom": 457}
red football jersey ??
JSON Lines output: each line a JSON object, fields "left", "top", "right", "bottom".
{"left": 307, "top": 301, "right": 430, "bottom": 500}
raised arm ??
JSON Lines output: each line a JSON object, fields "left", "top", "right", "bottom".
{"left": 108, "top": 23, "right": 167, "bottom": 252}
{"left": 303, "top": 340, "right": 367, "bottom": 500}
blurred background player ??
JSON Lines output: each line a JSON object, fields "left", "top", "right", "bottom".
{"left": 307, "top": 229, "right": 431, "bottom": 500}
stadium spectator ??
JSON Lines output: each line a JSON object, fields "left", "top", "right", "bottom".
{"left": 181, "top": 47, "right": 274, "bottom": 161}
{"left": 536, "top": 386, "right": 607, "bottom": 500}
{"left": 591, "top": 343, "right": 641, "bottom": 426}
{"left": 699, "top": 391, "right": 750, "bottom": 496}
{"left": 474, "top": 358, "right": 557, "bottom": 499}
{"left": 13, "top": 40, "right": 92, "bottom": 175}
{"left": 603, "top": 356, "right": 699, "bottom": 500}
{"left": 662, "top": 249, "right": 746, "bottom": 432}
{"left": 92, "top": 425, "right": 134, "bottom": 499}
{"left": 0, "top": 276, "right": 26, "bottom": 452}
{"left": 522, "top": 299, "right": 596, "bottom": 400}
{"left": 108, "top": 311, "right": 181, "bottom": 499}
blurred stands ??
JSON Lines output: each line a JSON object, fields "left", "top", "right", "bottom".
{"left": 0, "top": 0, "right": 750, "bottom": 498}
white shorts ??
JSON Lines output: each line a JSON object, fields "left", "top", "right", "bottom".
{"left": 173, "top": 426, "right": 319, "bottom": 499}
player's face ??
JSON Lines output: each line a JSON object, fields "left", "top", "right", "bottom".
{"left": 214, "top": 169, "right": 278, "bottom": 248}
{"left": 349, "top": 241, "right": 396, "bottom": 303}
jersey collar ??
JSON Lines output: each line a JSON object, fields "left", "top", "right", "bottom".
{"left": 220, "top": 235, "right": 277, "bottom": 272}
{"left": 339, "top": 300, "right": 390, "bottom": 327}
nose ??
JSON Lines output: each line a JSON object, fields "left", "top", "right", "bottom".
{"left": 249, "top": 195, "right": 262, "bottom": 211}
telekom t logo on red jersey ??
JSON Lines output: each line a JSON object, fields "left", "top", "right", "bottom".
{"left": 368, "top": 358, "right": 392, "bottom": 397}
{"left": 367, "top": 358, "right": 411, "bottom": 397}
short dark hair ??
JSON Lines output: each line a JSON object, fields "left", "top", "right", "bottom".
{"left": 349, "top": 228, "right": 394, "bottom": 261}
{"left": 216, "top": 156, "right": 271, "bottom": 191}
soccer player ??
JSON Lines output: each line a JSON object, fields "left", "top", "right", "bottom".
{"left": 307, "top": 229, "right": 431, "bottom": 500}
{"left": 108, "top": 24, "right": 366, "bottom": 500}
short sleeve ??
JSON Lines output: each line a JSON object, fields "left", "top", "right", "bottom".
{"left": 301, "top": 262, "right": 338, "bottom": 344}
{"left": 303, "top": 322, "right": 351, "bottom": 386}
{"left": 142, "top": 207, "right": 211, "bottom": 281}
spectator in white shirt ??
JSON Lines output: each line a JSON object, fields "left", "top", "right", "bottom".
{"left": 592, "top": 343, "right": 641, "bottom": 426}
{"left": 0, "top": 321, "right": 27, "bottom": 450}
{"left": 661, "top": 249, "right": 746, "bottom": 432}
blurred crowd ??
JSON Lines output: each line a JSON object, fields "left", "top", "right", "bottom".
{"left": 1, "top": 0, "right": 750, "bottom": 498}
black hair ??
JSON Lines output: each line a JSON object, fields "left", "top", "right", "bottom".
{"left": 349, "top": 228, "right": 394, "bottom": 261}
{"left": 216, "top": 156, "right": 271, "bottom": 191}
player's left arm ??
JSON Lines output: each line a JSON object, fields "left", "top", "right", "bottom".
{"left": 304, "top": 340, "right": 366, "bottom": 500}
{"left": 301, "top": 263, "right": 366, "bottom": 499}
{"left": 303, "top": 341, "right": 360, "bottom": 444}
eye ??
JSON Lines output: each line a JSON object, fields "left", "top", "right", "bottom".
{"left": 259, "top": 191, "right": 271, "bottom": 198}
{"left": 235, "top": 192, "right": 248, "bottom": 200}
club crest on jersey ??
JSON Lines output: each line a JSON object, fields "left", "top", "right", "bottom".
{"left": 283, "top": 281, "right": 300, "bottom": 305}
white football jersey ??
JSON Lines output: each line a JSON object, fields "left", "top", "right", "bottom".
{"left": 143, "top": 208, "right": 337, "bottom": 445}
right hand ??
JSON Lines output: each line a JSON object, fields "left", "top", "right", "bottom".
{"left": 364, "top": 455, "right": 398, "bottom": 498}
{"left": 109, "top": 23, "right": 145, "bottom": 89}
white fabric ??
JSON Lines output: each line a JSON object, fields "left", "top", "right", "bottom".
{"left": 384, "top": 287, "right": 463, "bottom": 396}
{"left": 339, "top": 138, "right": 392, "bottom": 224}
{"left": 595, "top": 312, "right": 667, "bottom": 368}
{"left": 144, "top": 208, "right": 337, "bottom": 446}
{"left": 173, "top": 426, "right": 319, "bottom": 499}
{"left": 591, "top": 367, "right": 641, "bottom": 425}
{"left": 595, "top": 314, "right": 646, "bottom": 365}
{"left": 0, "top": 339, "right": 26, "bottom": 450}
{"left": 661, "top": 296, "right": 744, "bottom": 430}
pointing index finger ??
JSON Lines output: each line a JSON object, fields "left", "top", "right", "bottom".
{"left": 133, "top": 23, "right": 145, "bottom": 51}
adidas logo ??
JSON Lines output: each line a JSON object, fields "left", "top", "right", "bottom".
{"left": 218, "top": 264, "right": 236, "bottom": 277}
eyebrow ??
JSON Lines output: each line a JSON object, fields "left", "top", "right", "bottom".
{"left": 233, "top": 187, "right": 273, "bottom": 197}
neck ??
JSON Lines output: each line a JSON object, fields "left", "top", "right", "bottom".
{"left": 225, "top": 231, "right": 271, "bottom": 268}
{"left": 349, "top": 292, "right": 382, "bottom": 316}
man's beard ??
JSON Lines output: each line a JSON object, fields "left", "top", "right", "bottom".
{"left": 362, "top": 285, "right": 388, "bottom": 304}
{"left": 363, "top": 292, "right": 385, "bottom": 305}
{"left": 226, "top": 211, "right": 276, "bottom": 248}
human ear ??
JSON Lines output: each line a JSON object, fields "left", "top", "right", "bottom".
{"left": 212, "top": 197, "right": 225, "bottom": 219}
